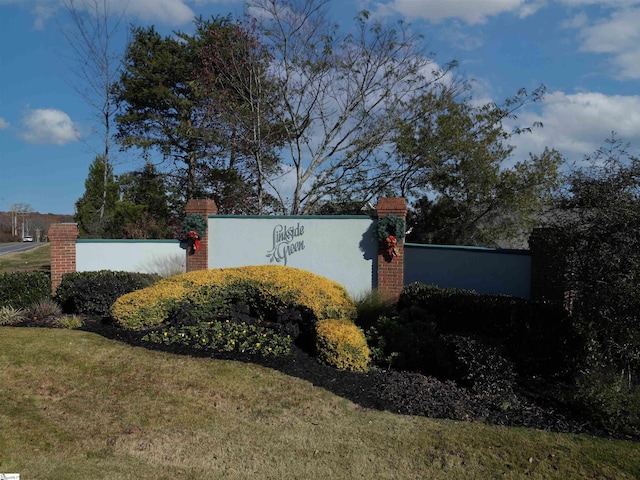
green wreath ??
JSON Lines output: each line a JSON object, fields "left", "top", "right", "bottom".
{"left": 376, "top": 214, "right": 406, "bottom": 243}
{"left": 182, "top": 213, "right": 208, "bottom": 238}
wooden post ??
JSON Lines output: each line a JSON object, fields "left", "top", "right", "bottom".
{"left": 49, "top": 223, "right": 78, "bottom": 295}
{"left": 185, "top": 199, "right": 218, "bottom": 272}
{"left": 376, "top": 198, "right": 407, "bottom": 301}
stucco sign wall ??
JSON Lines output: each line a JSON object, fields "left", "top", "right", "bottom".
{"left": 208, "top": 215, "right": 377, "bottom": 297}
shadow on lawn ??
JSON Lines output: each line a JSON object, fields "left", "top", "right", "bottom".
{"left": 28, "top": 315, "right": 625, "bottom": 441}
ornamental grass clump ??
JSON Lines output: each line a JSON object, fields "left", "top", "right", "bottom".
{"left": 315, "top": 318, "right": 370, "bottom": 372}
{"left": 0, "top": 306, "right": 24, "bottom": 325}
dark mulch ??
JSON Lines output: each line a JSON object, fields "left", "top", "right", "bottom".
{"left": 14, "top": 316, "right": 624, "bottom": 440}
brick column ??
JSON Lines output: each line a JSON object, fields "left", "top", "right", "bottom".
{"left": 49, "top": 223, "right": 78, "bottom": 295}
{"left": 185, "top": 199, "right": 218, "bottom": 272}
{"left": 376, "top": 198, "right": 407, "bottom": 301}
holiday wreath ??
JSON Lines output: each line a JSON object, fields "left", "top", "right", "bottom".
{"left": 376, "top": 213, "right": 405, "bottom": 258}
{"left": 182, "top": 213, "right": 208, "bottom": 254}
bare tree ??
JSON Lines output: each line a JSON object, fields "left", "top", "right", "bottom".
{"left": 247, "top": 0, "right": 457, "bottom": 214}
{"left": 61, "top": 0, "right": 126, "bottom": 224}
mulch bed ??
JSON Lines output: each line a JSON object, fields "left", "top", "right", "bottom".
{"left": 15, "top": 315, "right": 629, "bottom": 441}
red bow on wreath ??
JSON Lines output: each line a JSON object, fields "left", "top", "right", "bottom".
{"left": 385, "top": 235, "right": 399, "bottom": 257}
{"left": 187, "top": 230, "right": 200, "bottom": 254}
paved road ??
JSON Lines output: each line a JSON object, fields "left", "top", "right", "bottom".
{"left": 0, "top": 242, "right": 45, "bottom": 256}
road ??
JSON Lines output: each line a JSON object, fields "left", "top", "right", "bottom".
{"left": 0, "top": 242, "right": 45, "bottom": 256}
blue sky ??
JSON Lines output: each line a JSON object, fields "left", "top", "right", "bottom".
{"left": 1, "top": 0, "right": 639, "bottom": 214}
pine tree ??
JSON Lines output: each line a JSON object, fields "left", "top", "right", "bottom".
{"left": 74, "top": 155, "right": 118, "bottom": 237}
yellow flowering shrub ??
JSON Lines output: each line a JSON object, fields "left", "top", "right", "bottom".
{"left": 109, "top": 280, "right": 189, "bottom": 330}
{"left": 110, "top": 265, "right": 357, "bottom": 330}
{"left": 315, "top": 318, "right": 371, "bottom": 372}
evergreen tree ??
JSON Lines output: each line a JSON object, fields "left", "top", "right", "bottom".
{"left": 74, "top": 155, "right": 118, "bottom": 237}
{"left": 114, "top": 16, "right": 282, "bottom": 212}
{"left": 395, "top": 87, "right": 561, "bottom": 247}
{"left": 545, "top": 134, "right": 640, "bottom": 384}
{"left": 111, "top": 162, "right": 172, "bottom": 239}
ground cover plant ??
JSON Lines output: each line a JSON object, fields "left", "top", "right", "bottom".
{"left": 142, "top": 319, "right": 293, "bottom": 357}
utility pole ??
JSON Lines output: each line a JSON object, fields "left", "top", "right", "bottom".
{"left": 10, "top": 204, "right": 18, "bottom": 236}
{"left": 10, "top": 203, "right": 32, "bottom": 239}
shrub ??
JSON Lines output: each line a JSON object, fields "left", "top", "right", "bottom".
{"left": 438, "top": 334, "right": 517, "bottom": 398}
{"left": 0, "top": 271, "right": 51, "bottom": 309}
{"left": 366, "top": 307, "right": 516, "bottom": 396}
{"left": 398, "top": 282, "right": 580, "bottom": 379}
{"left": 366, "top": 308, "right": 442, "bottom": 371}
{"left": 354, "top": 289, "right": 396, "bottom": 331}
{"left": 315, "top": 318, "right": 370, "bottom": 372}
{"left": 0, "top": 306, "right": 25, "bottom": 325}
{"left": 56, "top": 315, "right": 84, "bottom": 329}
{"left": 55, "top": 270, "right": 161, "bottom": 316}
{"left": 26, "top": 298, "right": 62, "bottom": 319}
{"left": 142, "top": 320, "right": 292, "bottom": 357}
{"left": 538, "top": 136, "right": 640, "bottom": 384}
{"left": 574, "top": 371, "right": 640, "bottom": 436}
{"left": 111, "top": 266, "right": 356, "bottom": 335}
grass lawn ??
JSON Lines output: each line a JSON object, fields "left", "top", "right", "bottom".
{"left": 0, "top": 243, "right": 51, "bottom": 273}
{"left": 1, "top": 327, "right": 639, "bottom": 480}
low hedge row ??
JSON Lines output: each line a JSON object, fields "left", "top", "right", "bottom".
{"left": 397, "top": 283, "right": 581, "bottom": 378}
{"left": 0, "top": 271, "right": 51, "bottom": 309}
{"left": 55, "top": 270, "right": 161, "bottom": 316}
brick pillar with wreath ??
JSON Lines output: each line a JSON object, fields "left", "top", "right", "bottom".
{"left": 185, "top": 199, "right": 218, "bottom": 272}
{"left": 49, "top": 223, "right": 79, "bottom": 295}
{"left": 376, "top": 197, "right": 407, "bottom": 301}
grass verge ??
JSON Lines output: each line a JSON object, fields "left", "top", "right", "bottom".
{"left": 1, "top": 327, "right": 638, "bottom": 479}
{"left": 0, "top": 244, "right": 50, "bottom": 273}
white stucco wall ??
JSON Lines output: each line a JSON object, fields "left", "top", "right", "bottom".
{"left": 208, "top": 215, "right": 377, "bottom": 297}
{"left": 76, "top": 240, "right": 185, "bottom": 276}
{"left": 404, "top": 243, "right": 531, "bottom": 298}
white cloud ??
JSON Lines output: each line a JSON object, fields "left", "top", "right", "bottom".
{"left": 376, "top": 0, "right": 535, "bottom": 24}
{"left": 107, "top": 0, "right": 195, "bottom": 26}
{"left": 0, "top": 0, "right": 244, "bottom": 28}
{"left": 0, "top": 117, "right": 9, "bottom": 129}
{"left": 20, "top": 108, "right": 80, "bottom": 145}
{"left": 32, "top": 4, "right": 56, "bottom": 30}
{"left": 557, "top": 0, "right": 639, "bottom": 7}
{"left": 509, "top": 91, "right": 640, "bottom": 161}
{"left": 518, "top": 0, "right": 546, "bottom": 18}
{"left": 561, "top": 12, "right": 588, "bottom": 29}
{"left": 562, "top": 6, "right": 640, "bottom": 80}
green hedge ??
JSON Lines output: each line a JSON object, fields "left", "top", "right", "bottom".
{"left": 396, "top": 283, "right": 581, "bottom": 379}
{"left": 0, "top": 271, "right": 51, "bottom": 309}
{"left": 55, "top": 270, "right": 161, "bottom": 316}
